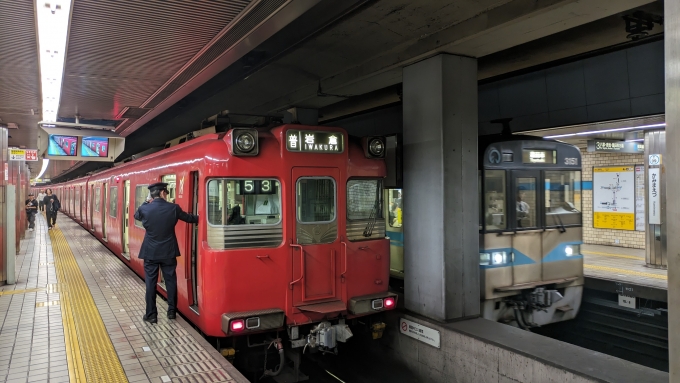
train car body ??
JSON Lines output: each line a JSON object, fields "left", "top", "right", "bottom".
{"left": 388, "top": 135, "right": 583, "bottom": 328}
{"left": 54, "top": 125, "right": 395, "bottom": 353}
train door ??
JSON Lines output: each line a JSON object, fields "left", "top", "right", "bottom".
{"left": 511, "top": 170, "right": 542, "bottom": 284}
{"left": 122, "top": 180, "right": 130, "bottom": 259}
{"left": 188, "top": 172, "right": 199, "bottom": 312}
{"left": 102, "top": 182, "right": 108, "bottom": 240}
{"left": 385, "top": 189, "right": 403, "bottom": 279}
{"left": 78, "top": 186, "right": 83, "bottom": 223}
{"left": 291, "top": 167, "right": 343, "bottom": 311}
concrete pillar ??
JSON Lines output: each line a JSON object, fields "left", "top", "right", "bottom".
{"left": 666, "top": 0, "right": 680, "bottom": 380}
{"left": 402, "top": 54, "right": 479, "bottom": 321}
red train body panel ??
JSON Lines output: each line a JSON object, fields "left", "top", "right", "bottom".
{"left": 50, "top": 125, "right": 393, "bottom": 340}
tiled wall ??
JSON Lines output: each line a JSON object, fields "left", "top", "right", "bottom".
{"left": 580, "top": 146, "right": 645, "bottom": 249}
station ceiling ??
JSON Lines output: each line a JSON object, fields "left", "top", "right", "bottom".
{"left": 0, "top": 0, "right": 663, "bottom": 182}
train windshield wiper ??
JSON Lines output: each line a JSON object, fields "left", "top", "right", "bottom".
{"left": 363, "top": 198, "right": 380, "bottom": 237}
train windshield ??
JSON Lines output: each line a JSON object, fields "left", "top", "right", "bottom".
{"left": 207, "top": 179, "right": 281, "bottom": 226}
{"left": 347, "top": 180, "right": 382, "bottom": 220}
{"left": 545, "top": 170, "right": 581, "bottom": 226}
{"left": 483, "top": 170, "right": 506, "bottom": 230}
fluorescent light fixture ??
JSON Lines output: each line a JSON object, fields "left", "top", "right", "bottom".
{"left": 36, "top": 1, "right": 74, "bottom": 122}
{"left": 34, "top": 158, "right": 50, "bottom": 181}
{"left": 544, "top": 123, "right": 666, "bottom": 139}
{"left": 625, "top": 138, "right": 644, "bottom": 142}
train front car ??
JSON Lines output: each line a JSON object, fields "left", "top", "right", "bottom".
{"left": 480, "top": 137, "right": 583, "bottom": 328}
{"left": 209, "top": 125, "right": 395, "bottom": 356}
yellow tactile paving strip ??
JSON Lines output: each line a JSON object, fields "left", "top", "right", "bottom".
{"left": 584, "top": 264, "right": 668, "bottom": 280}
{"left": 49, "top": 226, "right": 128, "bottom": 383}
{"left": 582, "top": 250, "right": 645, "bottom": 261}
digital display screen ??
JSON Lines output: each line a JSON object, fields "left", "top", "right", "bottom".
{"left": 47, "top": 135, "right": 78, "bottom": 156}
{"left": 522, "top": 149, "right": 556, "bottom": 164}
{"left": 286, "top": 130, "right": 343, "bottom": 153}
{"left": 81, "top": 137, "right": 109, "bottom": 157}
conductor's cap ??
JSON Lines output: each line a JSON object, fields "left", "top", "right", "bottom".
{"left": 148, "top": 182, "right": 168, "bottom": 192}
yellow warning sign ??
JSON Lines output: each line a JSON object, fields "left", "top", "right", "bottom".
{"left": 593, "top": 212, "right": 635, "bottom": 231}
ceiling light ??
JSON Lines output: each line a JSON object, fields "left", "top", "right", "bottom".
{"left": 36, "top": 1, "right": 74, "bottom": 122}
{"left": 625, "top": 138, "right": 645, "bottom": 142}
{"left": 34, "top": 158, "right": 50, "bottom": 181}
{"left": 544, "top": 123, "right": 665, "bottom": 139}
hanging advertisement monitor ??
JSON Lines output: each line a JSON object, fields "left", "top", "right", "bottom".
{"left": 82, "top": 137, "right": 109, "bottom": 157}
{"left": 47, "top": 135, "right": 78, "bottom": 156}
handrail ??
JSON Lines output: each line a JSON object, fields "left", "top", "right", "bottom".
{"left": 340, "top": 241, "right": 348, "bottom": 282}
{"left": 289, "top": 244, "right": 304, "bottom": 290}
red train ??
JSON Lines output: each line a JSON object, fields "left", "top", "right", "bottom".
{"left": 48, "top": 124, "right": 395, "bottom": 362}
{"left": 54, "top": 135, "right": 77, "bottom": 156}
{"left": 83, "top": 137, "right": 109, "bottom": 157}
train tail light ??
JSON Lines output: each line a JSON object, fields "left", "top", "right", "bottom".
{"left": 362, "top": 136, "right": 386, "bottom": 159}
{"left": 222, "top": 309, "right": 284, "bottom": 335}
{"left": 349, "top": 293, "right": 398, "bottom": 315}
{"left": 230, "top": 128, "right": 259, "bottom": 156}
{"left": 230, "top": 319, "right": 245, "bottom": 332}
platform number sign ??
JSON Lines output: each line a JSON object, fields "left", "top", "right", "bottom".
{"left": 239, "top": 180, "right": 277, "bottom": 195}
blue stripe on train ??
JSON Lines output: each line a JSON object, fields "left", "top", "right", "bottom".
{"left": 387, "top": 230, "right": 403, "bottom": 248}
{"left": 480, "top": 241, "right": 583, "bottom": 269}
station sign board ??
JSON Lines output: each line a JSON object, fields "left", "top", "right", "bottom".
{"left": 587, "top": 139, "right": 644, "bottom": 153}
{"left": 9, "top": 148, "right": 38, "bottom": 161}
{"left": 648, "top": 154, "right": 662, "bottom": 225}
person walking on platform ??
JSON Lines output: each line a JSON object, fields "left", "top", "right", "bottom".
{"left": 43, "top": 189, "right": 60, "bottom": 230}
{"left": 134, "top": 182, "right": 198, "bottom": 324}
{"left": 37, "top": 190, "right": 46, "bottom": 212}
{"left": 25, "top": 194, "right": 38, "bottom": 231}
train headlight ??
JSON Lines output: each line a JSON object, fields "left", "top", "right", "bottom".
{"left": 565, "top": 245, "right": 580, "bottom": 257}
{"left": 230, "top": 128, "right": 259, "bottom": 156}
{"left": 369, "top": 138, "right": 385, "bottom": 157}
{"left": 236, "top": 132, "right": 255, "bottom": 152}
{"left": 363, "top": 136, "right": 386, "bottom": 158}
{"left": 492, "top": 252, "right": 505, "bottom": 265}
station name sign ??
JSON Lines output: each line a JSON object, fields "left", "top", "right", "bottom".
{"left": 286, "top": 130, "right": 343, "bottom": 153}
{"left": 587, "top": 139, "right": 644, "bottom": 153}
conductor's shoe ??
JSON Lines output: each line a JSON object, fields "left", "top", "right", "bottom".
{"left": 143, "top": 315, "right": 158, "bottom": 324}
{"left": 167, "top": 311, "right": 176, "bottom": 320}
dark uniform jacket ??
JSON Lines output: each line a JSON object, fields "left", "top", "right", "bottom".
{"left": 134, "top": 198, "right": 198, "bottom": 260}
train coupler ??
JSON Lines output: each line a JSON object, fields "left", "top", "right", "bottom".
{"left": 371, "top": 322, "right": 386, "bottom": 339}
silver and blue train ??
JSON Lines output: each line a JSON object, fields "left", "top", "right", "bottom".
{"left": 387, "top": 135, "right": 583, "bottom": 327}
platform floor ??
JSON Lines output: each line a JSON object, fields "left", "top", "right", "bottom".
{"left": 0, "top": 213, "right": 247, "bottom": 383}
{"left": 582, "top": 244, "right": 667, "bottom": 290}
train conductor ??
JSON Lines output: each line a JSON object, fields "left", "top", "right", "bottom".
{"left": 134, "top": 182, "right": 198, "bottom": 324}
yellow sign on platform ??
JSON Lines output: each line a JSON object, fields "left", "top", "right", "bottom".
{"left": 593, "top": 166, "right": 635, "bottom": 173}
{"left": 593, "top": 212, "right": 635, "bottom": 230}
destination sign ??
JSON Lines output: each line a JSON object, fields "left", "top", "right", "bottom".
{"left": 286, "top": 130, "right": 344, "bottom": 153}
{"left": 522, "top": 149, "right": 556, "bottom": 164}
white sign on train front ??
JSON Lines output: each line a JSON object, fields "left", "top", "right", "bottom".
{"left": 399, "top": 318, "right": 440, "bottom": 348}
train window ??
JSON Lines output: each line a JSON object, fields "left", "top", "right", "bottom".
{"left": 347, "top": 180, "right": 382, "bottom": 220}
{"left": 206, "top": 179, "right": 281, "bottom": 226}
{"left": 545, "top": 170, "right": 582, "bottom": 226}
{"left": 297, "top": 178, "right": 336, "bottom": 223}
{"left": 516, "top": 178, "right": 537, "bottom": 229}
{"left": 95, "top": 187, "right": 101, "bottom": 212}
{"left": 387, "top": 189, "right": 402, "bottom": 227}
{"left": 109, "top": 186, "right": 118, "bottom": 218}
{"left": 161, "top": 175, "right": 176, "bottom": 203}
{"left": 484, "top": 170, "right": 506, "bottom": 230}
{"left": 134, "top": 185, "right": 149, "bottom": 227}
